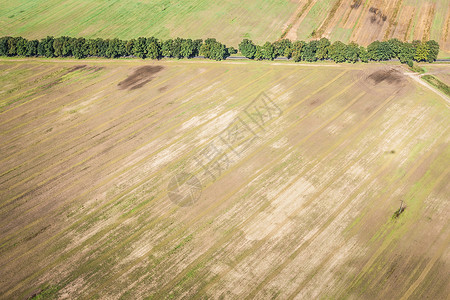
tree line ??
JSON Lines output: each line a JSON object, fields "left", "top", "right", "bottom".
{"left": 0, "top": 36, "right": 231, "bottom": 61}
{"left": 239, "top": 38, "right": 439, "bottom": 66}
{"left": 0, "top": 36, "right": 439, "bottom": 65}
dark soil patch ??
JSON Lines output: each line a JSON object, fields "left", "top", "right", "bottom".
{"left": 368, "top": 69, "right": 404, "bottom": 85}
{"left": 354, "top": 67, "right": 411, "bottom": 97}
{"left": 159, "top": 85, "right": 168, "bottom": 93}
{"left": 118, "top": 66, "right": 164, "bottom": 90}
{"left": 351, "top": 0, "right": 362, "bottom": 9}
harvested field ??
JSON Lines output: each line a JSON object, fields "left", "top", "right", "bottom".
{"left": 0, "top": 59, "right": 449, "bottom": 299}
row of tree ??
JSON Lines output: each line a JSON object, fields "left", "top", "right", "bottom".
{"left": 239, "top": 38, "right": 439, "bottom": 65}
{"left": 0, "top": 36, "right": 439, "bottom": 65}
{"left": 0, "top": 36, "right": 232, "bottom": 60}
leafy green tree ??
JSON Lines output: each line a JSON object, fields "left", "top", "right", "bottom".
{"left": 397, "top": 42, "right": 415, "bottom": 64}
{"left": 414, "top": 41, "right": 429, "bottom": 62}
{"left": 345, "top": 42, "right": 360, "bottom": 63}
{"left": 193, "top": 39, "right": 203, "bottom": 56}
{"left": 134, "top": 37, "right": 148, "bottom": 58}
{"left": 124, "top": 39, "right": 135, "bottom": 56}
{"left": 302, "top": 40, "right": 318, "bottom": 62}
{"left": 238, "top": 39, "right": 256, "bottom": 59}
{"left": 161, "top": 39, "right": 173, "bottom": 57}
{"left": 180, "top": 39, "right": 195, "bottom": 58}
{"left": 200, "top": 38, "right": 228, "bottom": 60}
{"left": 328, "top": 41, "right": 347, "bottom": 63}
{"left": 227, "top": 46, "right": 238, "bottom": 54}
{"left": 7, "top": 37, "right": 17, "bottom": 56}
{"left": 171, "top": 38, "right": 183, "bottom": 59}
{"left": 146, "top": 37, "right": 161, "bottom": 59}
{"left": 261, "top": 42, "right": 275, "bottom": 60}
{"left": 316, "top": 37, "right": 330, "bottom": 60}
{"left": 426, "top": 40, "right": 439, "bottom": 62}
{"left": 25, "top": 40, "right": 38, "bottom": 56}
{"left": 106, "top": 38, "right": 123, "bottom": 58}
{"left": 367, "top": 41, "right": 394, "bottom": 61}
{"left": 37, "top": 36, "right": 55, "bottom": 57}
{"left": 0, "top": 37, "right": 9, "bottom": 56}
{"left": 359, "top": 46, "right": 369, "bottom": 63}
{"left": 209, "top": 40, "right": 228, "bottom": 60}
{"left": 15, "top": 37, "right": 27, "bottom": 56}
{"left": 272, "top": 39, "right": 292, "bottom": 57}
{"left": 387, "top": 38, "right": 403, "bottom": 56}
{"left": 291, "top": 41, "right": 306, "bottom": 62}
{"left": 254, "top": 45, "right": 263, "bottom": 60}
{"left": 72, "top": 38, "right": 87, "bottom": 58}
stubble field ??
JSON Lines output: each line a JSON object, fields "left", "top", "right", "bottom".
{"left": 0, "top": 59, "right": 449, "bottom": 299}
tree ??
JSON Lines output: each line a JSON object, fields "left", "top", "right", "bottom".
{"left": 345, "top": 42, "right": 360, "bottom": 63}
{"left": 200, "top": 38, "right": 228, "bottom": 60}
{"left": 25, "top": 40, "right": 38, "bottom": 56}
{"left": 397, "top": 42, "right": 415, "bottom": 64}
{"left": 426, "top": 40, "right": 439, "bottom": 62}
{"left": 328, "top": 41, "right": 347, "bottom": 63}
{"left": 180, "top": 39, "right": 194, "bottom": 58}
{"left": 387, "top": 38, "right": 403, "bottom": 56}
{"left": 302, "top": 40, "right": 318, "bottom": 62}
{"left": 272, "top": 39, "right": 292, "bottom": 57}
{"left": 133, "top": 37, "right": 148, "bottom": 58}
{"left": 253, "top": 45, "right": 263, "bottom": 60}
{"left": 291, "top": 41, "right": 306, "bottom": 62}
{"left": 72, "top": 38, "right": 87, "bottom": 59}
{"left": 37, "top": 36, "right": 55, "bottom": 57}
{"left": 238, "top": 39, "right": 256, "bottom": 59}
{"left": 171, "top": 37, "right": 183, "bottom": 59}
{"left": 193, "top": 39, "right": 203, "bottom": 57}
{"left": 145, "top": 37, "right": 161, "bottom": 59}
{"left": 106, "top": 38, "right": 123, "bottom": 58}
{"left": 359, "top": 46, "right": 369, "bottom": 63}
{"left": 367, "top": 41, "right": 394, "bottom": 61}
{"left": 316, "top": 37, "right": 330, "bottom": 60}
{"left": 161, "top": 39, "right": 173, "bottom": 57}
{"left": 227, "top": 46, "right": 238, "bottom": 54}
{"left": 0, "top": 37, "right": 9, "bottom": 56}
{"left": 414, "top": 41, "right": 429, "bottom": 62}
{"left": 261, "top": 41, "right": 275, "bottom": 60}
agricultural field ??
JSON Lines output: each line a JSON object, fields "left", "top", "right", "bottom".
{"left": 0, "top": 0, "right": 297, "bottom": 47}
{"left": 283, "top": 0, "right": 450, "bottom": 53}
{"left": 1, "top": 0, "right": 450, "bottom": 54}
{"left": 421, "top": 63, "right": 450, "bottom": 86}
{"left": 0, "top": 58, "right": 448, "bottom": 299}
